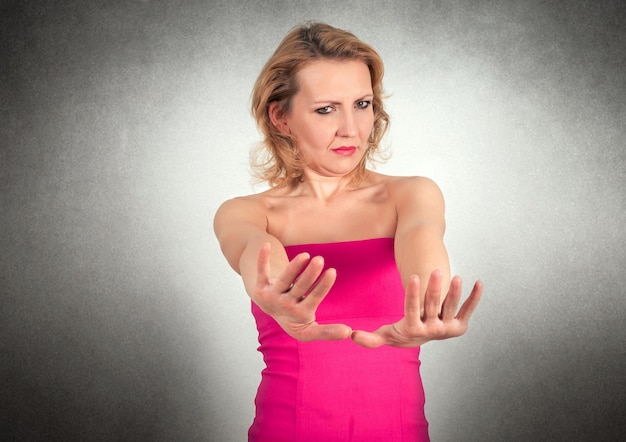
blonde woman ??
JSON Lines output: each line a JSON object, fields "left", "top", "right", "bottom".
{"left": 214, "top": 22, "right": 483, "bottom": 442}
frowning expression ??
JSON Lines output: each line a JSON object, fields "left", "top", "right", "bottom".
{"left": 277, "top": 59, "right": 375, "bottom": 179}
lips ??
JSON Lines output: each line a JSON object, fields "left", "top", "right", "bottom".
{"left": 332, "top": 146, "right": 357, "bottom": 156}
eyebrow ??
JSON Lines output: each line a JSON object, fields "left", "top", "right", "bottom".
{"left": 311, "top": 94, "right": 374, "bottom": 105}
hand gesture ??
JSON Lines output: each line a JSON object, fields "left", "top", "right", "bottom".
{"left": 351, "top": 270, "right": 482, "bottom": 348}
{"left": 253, "top": 243, "right": 352, "bottom": 341}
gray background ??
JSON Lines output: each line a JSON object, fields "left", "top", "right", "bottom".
{"left": 2, "top": 0, "right": 625, "bottom": 441}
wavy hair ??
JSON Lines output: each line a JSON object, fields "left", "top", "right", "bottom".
{"left": 250, "top": 22, "right": 390, "bottom": 187}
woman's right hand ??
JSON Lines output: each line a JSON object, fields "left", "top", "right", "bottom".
{"left": 253, "top": 242, "right": 352, "bottom": 341}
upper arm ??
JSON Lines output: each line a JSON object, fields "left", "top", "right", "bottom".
{"left": 393, "top": 177, "right": 449, "bottom": 286}
{"left": 394, "top": 176, "right": 446, "bottom": 239}
{"left": 213, "top": 197, "right": 268, "bottom": 272}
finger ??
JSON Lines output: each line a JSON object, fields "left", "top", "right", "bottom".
{"left": 299, "top": 322, "right": 352, "bottom": 341}
{"left": 289, "top": 256, "right": 327, "bottom": 299}
{"left": 423, "top": 269, "right": 442, "bottom": 319}
{"left": 275, "top": 252, "right": 310, "bottom": 293}
{"left": 440, "top": 275, "right": 462, "bottom": 321}
{"left": 404, "top": 275, "right": 421, "bottom": 325}
{"left": 256, "top": 242, "right": 272, "bottom": 289}
{"left": 351, "top": 329, "right": 386, "bottom": 348}
{"left": 300, "top": 266, "right": 336, "bottom": 306}
{"left": 456, "top": 280, "right": 483, "bottom": 322}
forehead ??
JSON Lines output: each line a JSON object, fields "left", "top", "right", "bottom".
{"left": 295, "top": 59, "right": 372, "bottom": 98}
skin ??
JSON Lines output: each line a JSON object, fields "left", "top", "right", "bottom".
{"left": 214, "top": 59, "right": 482, "bottom": 348}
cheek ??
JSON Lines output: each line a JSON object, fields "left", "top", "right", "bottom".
{"left": 293, "top": 121, "right": 331, "bottom": 148}
{"left": 359, "top": 114, "right": 375, "bottom": 135}
{"left": 304, "top": 120, "right": 335, "bottom": 141}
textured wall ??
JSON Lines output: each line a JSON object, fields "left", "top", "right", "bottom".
{"left": 2, "top": 1, "right": 624, "bottom": 441}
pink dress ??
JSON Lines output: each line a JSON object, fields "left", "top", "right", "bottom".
{"left": 249, "top": 238, "right": 429, "bottom": 441}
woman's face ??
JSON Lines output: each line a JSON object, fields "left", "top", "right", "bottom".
{"left": 280, "top": 59, "right": 375, "bottom": 180}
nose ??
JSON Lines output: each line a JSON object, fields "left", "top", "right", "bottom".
{"left": 337, "top": 109, "right": 358, "bottom": 138}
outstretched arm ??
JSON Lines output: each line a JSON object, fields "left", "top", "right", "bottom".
{"left": 214, "top": 197, "right": 351, "bottom": 341}
{"left": 351, "top": 177, "right": 482, "bottom": 348}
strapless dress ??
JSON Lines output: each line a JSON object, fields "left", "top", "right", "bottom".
{"left": 249, "top": 238, "right": 429, "bottom": 441}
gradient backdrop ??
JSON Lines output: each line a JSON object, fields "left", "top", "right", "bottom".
{"left": 2, "top": 1, "right": 625, "bottom": 440}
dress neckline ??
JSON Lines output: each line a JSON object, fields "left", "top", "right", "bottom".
{"left": 283, "top": 237, "right": 394, "bottom": 249}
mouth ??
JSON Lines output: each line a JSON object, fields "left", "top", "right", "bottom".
{"left": 331, "top": 146, "right": 357, "bottom": 156}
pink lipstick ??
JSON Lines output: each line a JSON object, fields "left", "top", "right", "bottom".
{"left": 332, "top": 146, "right": 357, "bottom": 156}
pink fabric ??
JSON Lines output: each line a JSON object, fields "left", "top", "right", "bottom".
{"left": 249, "top": 238, "right": 429, "bottom": 441}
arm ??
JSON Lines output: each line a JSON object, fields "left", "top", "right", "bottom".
{"left": 394, "top": 177, "right": 450, "bottom": 299}
{"left": 351, "top": 177, "right": 482, "bottom": 348}
{"left": 214, "top": 197, "right": 351, "bottom": 341}
{"left": 214, "top": 196, "right": 286, "bottom": 291}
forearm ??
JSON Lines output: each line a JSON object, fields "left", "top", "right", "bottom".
{"left": 239, "top": 233, "right": 289, "bottom": 296}
{"left": 394, "top": 224, "right": 451, "bottom": 300}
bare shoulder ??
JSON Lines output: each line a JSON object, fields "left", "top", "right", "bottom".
{"left": 213, "top": 193, "right": 270, "bottom": 236}
{"left": 384, "top": 175, "right": 444, "bottom": 205}
{"left": 215, "top": 193, "right": 266, "bottom": 216}
{"left": 213, "top": 193, "right": 275, "bottom": 270}
{"left": 384, "top": 175, "right": 446, "bottom": 233}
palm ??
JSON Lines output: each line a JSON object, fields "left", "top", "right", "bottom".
{"left": 253, "top": 243, "right": 352, "bottom": 341}
{"left": 352, "top": 270, "right": 482, "bottom": 348}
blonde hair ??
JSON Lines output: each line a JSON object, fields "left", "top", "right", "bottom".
{"left": 250, "top": 22, "right": 390, "bottom": 187}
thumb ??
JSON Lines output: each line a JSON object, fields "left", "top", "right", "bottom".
{"left": 351, "top": 329, "right": 385, "bottom": 348}
{"left": 300, "top": 323, "right": 352, "bottom": 341}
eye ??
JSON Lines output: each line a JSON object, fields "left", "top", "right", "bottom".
{"left": 356, "top": 100, "right": 371, "bottom": 109}
{"left": 315, "top": 106, "right": 334, "bottom": 115}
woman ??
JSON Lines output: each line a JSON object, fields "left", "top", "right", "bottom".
{"left": 214, "top": 22, "right": 482, "bottom": 442}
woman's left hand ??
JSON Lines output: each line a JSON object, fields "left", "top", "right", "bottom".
{"left": 351, "top": 270, "right": 483, "bottom": 348}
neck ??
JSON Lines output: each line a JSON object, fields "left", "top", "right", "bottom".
{"left": 298, "top": 170, "right": 358, "bottom": 201}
